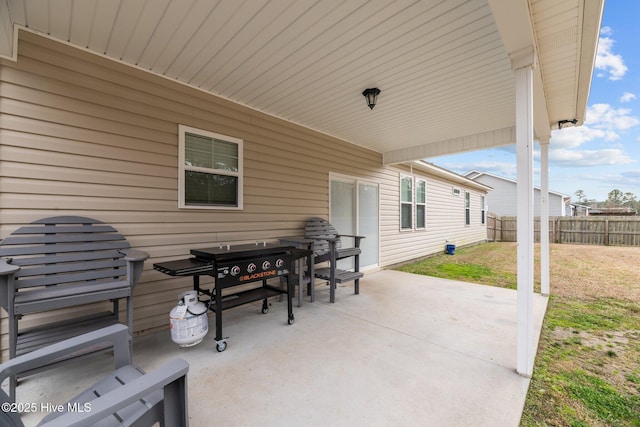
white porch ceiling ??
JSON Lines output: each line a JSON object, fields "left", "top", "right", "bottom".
{"left": 0, "top": 0, "right": 603, "bottom": 164}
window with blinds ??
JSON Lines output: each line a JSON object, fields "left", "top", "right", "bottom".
{"left": 178, "top": 125, "right": 243, "bottom": 209}
{"left": 416, "top": 179, "right": 426, "bottom": 229}
{"left": 400, "top": 176, "right": 413, "bottom": 230}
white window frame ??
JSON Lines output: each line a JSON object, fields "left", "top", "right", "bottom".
{"left": 400, "top": 175, "right": 413, "bottom": 231}
{"left": 481, "top": 195, "right": 486, "bottom": 225}
{"left": 415, "top": 179, "right": 426, "bottom": 229}
{"left": 178, "top": 125, "right": 243, "bottom": 210}
{"left": 465, "top": 191, "right": 471, "bottom": 226}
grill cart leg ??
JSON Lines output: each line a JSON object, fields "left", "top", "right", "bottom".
{"left": 214, "top": 282, "right": 228, "bottom": 352}
{"left": 287, "top": 260, "right": 295, "bottom": 325}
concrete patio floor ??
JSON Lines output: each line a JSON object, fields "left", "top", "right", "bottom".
{"left": 15, "top": 270, "right": 548, "bottom": 427}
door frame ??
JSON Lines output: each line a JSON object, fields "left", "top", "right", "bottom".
{"left": 328, "top": 172, "right": 380, "bottom": 270}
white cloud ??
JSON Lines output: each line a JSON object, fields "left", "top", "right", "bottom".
{"left": 548, "top": 104, "right": 639, "bottom": 168}
{"left": 620, "top": 92, "right": 636, "bottom": 103}
{"left": 595, "top": 34, "right": 627, "bottom": 80}
{"left": 551, "top": 104, "right": 640, "bottom": 149}
{"left": 548, "top": 148, "right": 634, "bottom": 167}
{"left": 587, "top": 103, "right": 640, "bottom": 131}
{"left": 560, "top": 170, "right": 640, "bottom": 201}
{"left": 551, "top": 125, "right": 608, "bottom": 149}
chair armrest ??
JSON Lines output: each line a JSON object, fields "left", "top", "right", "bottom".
{"left": 0, "top": 258, "right": 20, "bottom": 276}
{"left": 278, "top": 236, "right": 315, "bottom": 245}
{"left": 307, "top": 236, "right": 338, "bottom": 243}
{"left": 0, "top": 324, "right": 132, "bottom": 386}
{"left": 39, "top": 358, "right": 189, "bottom": 427}
{"left": 337, "top": 234, "right": 365, "bottom": 240}
{"left": 0, "top": 259, "right": 19, "bottom": 312}
{"left": 335, "top": 234, "right": 365, "bottom": 249}
{"left": 119, "top": 249, "right": 150, "bottom": 287}
{"left": 119, "top": 249, "right": 150, "bottom": 262}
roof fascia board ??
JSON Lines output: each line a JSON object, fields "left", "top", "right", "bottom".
{"left": 574, "top": 0, "right": 605, "bottom": 126}
{"left": 382, "top": 127, "right": 516, "bottom": 164}
{"left": 411, "top": 161, "right": 493, "bottom": 193}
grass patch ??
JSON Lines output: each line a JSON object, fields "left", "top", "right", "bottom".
{"left": 397, "top": 245, "right": 517, "bottom": 288}
{"left": 563, "top": 370, "right": 640, "bottom": 425}
{"left": 401, "top": 261, "right": 493, "bottom": 280}
{"left": 394, "top": 242, "right": 640, "bottom": 427}
{"left": 544, "top": 298, "right": 640, "bottom": 331}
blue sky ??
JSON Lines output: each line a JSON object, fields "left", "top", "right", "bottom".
{"left": 428, "top": 0, "right": 639, "bottom": 203}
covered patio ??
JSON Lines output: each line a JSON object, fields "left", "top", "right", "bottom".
{"left": 0, "top": 1, "right": 601, "bottom": 424}
{"left": 18, "top": 271, "right": 547, "bottom": 426}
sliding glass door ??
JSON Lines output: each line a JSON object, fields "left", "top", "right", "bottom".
{"left": 330, "top": 175, "right": 379, "bottom": 269}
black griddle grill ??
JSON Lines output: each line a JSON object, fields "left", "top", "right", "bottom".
{"left": 154, "top": 243, "right": 309, "bottom": 352}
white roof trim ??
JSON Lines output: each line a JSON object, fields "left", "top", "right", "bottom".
{"left": 464, "top": 170, "right": 568, "bottom": 197}
{"left": 383, "top": 127, "right": 516, "bottom": 164}
{"left": 411, "top": 162, "right": 492, "bottom": 193}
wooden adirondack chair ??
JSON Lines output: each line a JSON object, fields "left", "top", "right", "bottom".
{"left": 0, "top": 216, "right": 149, "bottom": 398}
{"left": 0, "top": 324, "right": 189, "bottom": 427}
{"left": 304, "top": 217, "right": 365, "bottom": 303}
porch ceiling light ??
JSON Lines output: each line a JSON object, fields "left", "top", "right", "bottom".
{"left": 362, "top": 88, "right": 381, "bottom": 110}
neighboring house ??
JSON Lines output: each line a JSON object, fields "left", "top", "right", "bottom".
{"left": 568, "top": 204, "right": 591, "bottom": 216}
{"left": 465, "top": 171, "right": 569, "bottom": 217}
{"left": 0, "top": 32, "right": 490, "bottom": 357}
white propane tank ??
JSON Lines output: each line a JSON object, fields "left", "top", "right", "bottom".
{"left": 169, "top": 290, "right": 208, "bottom": 347}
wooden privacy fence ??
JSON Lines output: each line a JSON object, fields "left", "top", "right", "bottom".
{"left": 487, "top": 215, "right": 640, "bottom": 246}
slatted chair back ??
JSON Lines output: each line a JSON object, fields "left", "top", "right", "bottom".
{"left": 0, "top": 216, "right": 132, "bottom": 296}
{"left": 304, "top": 217, "right": 342, "bottom": 257}
{"left": 0, "top": 216, "right": 132, "bottom": 314}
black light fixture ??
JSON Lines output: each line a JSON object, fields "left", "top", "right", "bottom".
{"left": 362, "top": 88, "right": 381, "bottom": 110}
{"left": 558, "top": 119, "right": 578, "bottom": 129}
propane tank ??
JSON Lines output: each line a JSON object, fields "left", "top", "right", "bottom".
{"left": 169, "top": 290, "right": 208, "bottom": 347}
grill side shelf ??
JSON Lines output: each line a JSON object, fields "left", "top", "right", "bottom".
{"left": 153, "top": 258, "right": 212, "bottom": 276}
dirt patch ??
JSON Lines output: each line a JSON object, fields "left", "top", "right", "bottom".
{"left": 551, "top": 328, "right": 630, "bottom": 361}
{"left": 550, "top": 326, "right": 640, "bottom": 398}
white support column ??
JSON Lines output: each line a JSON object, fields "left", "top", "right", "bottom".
{"left": 513, "top": 48, "right": 535, "bottom": 377}
{"left": 539, "top": 136, "right": 550, "bottom": 296}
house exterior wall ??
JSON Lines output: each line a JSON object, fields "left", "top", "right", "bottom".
{"left": 0, "top": 32, "right": 487, "bottom": 357}
{"left": 471, "top": 174, "right": 566, "bottom": 217}
{"left": 380, "top": 172, "right": 488, "bottom": 266}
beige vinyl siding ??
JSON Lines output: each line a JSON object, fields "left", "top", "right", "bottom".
{"left": 0, "top": 31, "right": 487, "bottom": 358}
{"left": 379, "top": 166, "right": 488, "bottom": 267}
